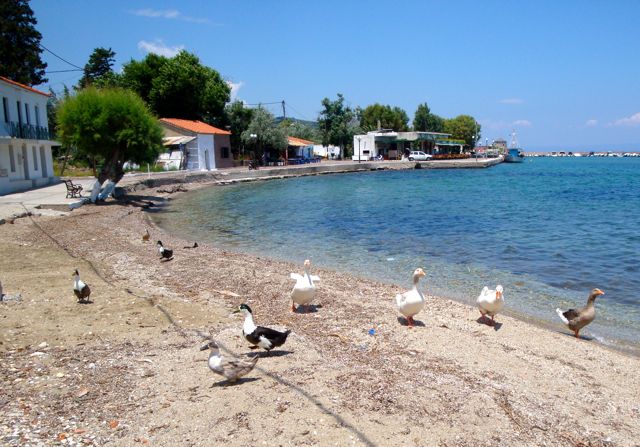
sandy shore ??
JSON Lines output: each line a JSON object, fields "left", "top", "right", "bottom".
{"left": 1, "top": 180, "right": 639, "bottom": 447}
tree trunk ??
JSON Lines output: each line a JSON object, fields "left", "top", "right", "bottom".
{"left": 97, "top": 149, "right": 125, "bottom": 185}
{"left": 59, "top": 146, "right": 72, "bottom": 176}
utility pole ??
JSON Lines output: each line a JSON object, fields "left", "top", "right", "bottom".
{"left": 282, "top": 100, "right": 288, "bottom": 166}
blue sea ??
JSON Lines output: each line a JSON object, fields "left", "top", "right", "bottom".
{"left": 154, "top": 158, "right": 640, "bottom": 354}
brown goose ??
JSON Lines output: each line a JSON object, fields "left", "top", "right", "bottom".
{"left": 142, "top": 229, "right": 150, "bottom": 242}
{"left": 556, "top": 288, "right": 604, "bottom": 338}
{"left": 200, "top": 340, "right": 258, "bottom": 384}
{"left": 73, "top": 269, "right": 91, "bottom": 303}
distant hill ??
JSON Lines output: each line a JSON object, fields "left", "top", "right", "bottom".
{"left": 274, "top": 116, "right": 319, "bottom": 128}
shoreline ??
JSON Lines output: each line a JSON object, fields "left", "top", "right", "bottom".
{"left": 2, "top": 173, "right": 639, "bottom": 446}
{"left": 151, "top": 172, "right": 640, "bottom": 359}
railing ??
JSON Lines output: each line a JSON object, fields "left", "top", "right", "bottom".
{"left": 1, "top": 121, "right": 51, "bottom": 140}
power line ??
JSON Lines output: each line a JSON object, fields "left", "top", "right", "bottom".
{"left": 286, "top": 102, "right": 314, "bottom": 122}
{"left": 39, "top": 44, "right": 83, "bottom": 70}
{"left": 244, "top": 101, "right": 283, "bottom": 106}
{"left": 45, "top": 69, "right": 83, "bottom": 74}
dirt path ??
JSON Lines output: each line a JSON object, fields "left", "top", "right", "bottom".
{"left": 1, "top": 191, "right": 639, "bottom": 446}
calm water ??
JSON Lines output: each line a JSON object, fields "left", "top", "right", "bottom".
{"left": 154, "top": 158, "right": 640, "bottom": 353}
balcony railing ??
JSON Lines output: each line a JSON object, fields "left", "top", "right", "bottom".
{"left": 2, "top": 121, "right": 51, "bottom": 140}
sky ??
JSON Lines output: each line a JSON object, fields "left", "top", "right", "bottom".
{"left": 30, "top": 0, "right": 640, "bottom": 151}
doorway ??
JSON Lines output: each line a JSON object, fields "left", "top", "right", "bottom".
{"left": 21, "top": 146, "right": 29, "bottom": 180}
{"left": 204, "top": 148, "right": 210, "bottom": 170}
{"left": 40, "top": 146, "right": 47, "bottom": 178}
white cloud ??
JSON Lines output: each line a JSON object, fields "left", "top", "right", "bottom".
{"left": 137, "top": 39, "right": 184, "bottom": 57}
{"left": 613, "top": 112, "right": 640, "bottom": 127}
{"left": 585, "top": 119, "right": 598, "bottom": 127}
{"left": 132, "top": 8, "right": 180, "bottom": 19}
{"left": 512, "top": 119, "right": 532, "bottom": 127}
{"left": 130, "top": 8, "right": 210, "bottom": 24}
{"left": 227, "top": 81, "right": 244, "bottom": 102}
{"left": 498, "top": 98, "right": 524, "bottom": 104}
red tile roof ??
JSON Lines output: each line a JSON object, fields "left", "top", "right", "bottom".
{"left": 160, "top": 118, "right": 231, "bottom": 135}
{"left": 0, "top": 76, "right": 50, "bottom": 97}
{"left": 288, "top": 136, "right": 315, "bottom": 146}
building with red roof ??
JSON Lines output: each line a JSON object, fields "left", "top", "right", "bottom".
{"left": 159, "top": 118, "right": 233, "bottom": 170}
{"left": 0, "top": 77, "right": 57, "bottom": 195}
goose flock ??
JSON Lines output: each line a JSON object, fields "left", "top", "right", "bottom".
{"left": 56, "top": 228, "right": 606, "bottom": 385}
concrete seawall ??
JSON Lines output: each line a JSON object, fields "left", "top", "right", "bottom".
{"left": 120, "top": 157, "right": 503, "bottom": 191}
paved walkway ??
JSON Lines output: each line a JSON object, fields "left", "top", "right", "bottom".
{"left": 0, "top": 178, "right": 96, "bottom": 222}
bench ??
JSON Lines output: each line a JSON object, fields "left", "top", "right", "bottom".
{"left": 63, "top": 179, "right": 83, "bottom": 198}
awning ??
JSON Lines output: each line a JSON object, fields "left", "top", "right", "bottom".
{"left": 162, "top": 136, "right": 195, "bottom": 146}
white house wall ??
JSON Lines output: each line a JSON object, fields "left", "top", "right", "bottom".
{"left": 0, "top": 78, "right": 57, "bottom": 195}
{"left": 198, "top": 134, "right": 216, "bottom": 170}
{"left": 352, "top": 135, "right": 376, "bottom": 161}
{"left": 185, "top": 139, "right": 200, "bottom": 170}
{"left": 0, "top": 139, "right": 55, "bottom": 195}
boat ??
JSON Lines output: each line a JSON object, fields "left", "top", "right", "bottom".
{"left": 504, "top": 131, "right": 525, "bottom": 163}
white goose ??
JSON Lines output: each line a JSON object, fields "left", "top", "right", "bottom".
{"left": 290, "top": 259, "right": 320, "bottom": 312}
{"left": 477, "top": 285, "right": 504, "bottom": 325}
{"left": 395, "top": 268, "right": 427, "bottom": 327}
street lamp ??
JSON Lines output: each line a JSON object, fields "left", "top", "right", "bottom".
{"left": 356, "top": 136, "right": 361, "bottom": 163}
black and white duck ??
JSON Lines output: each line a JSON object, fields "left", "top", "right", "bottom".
{"left": 156, "top": 240, "right": 174, "bottom": 260}
{"left": 200, "top": 340, "right": 259, "bottom": 384}
{"left": 73, "top": 269, "right": 91, "bottom": 303}
{"left": 235, "top": 304, "right": 291, "bottom": 352}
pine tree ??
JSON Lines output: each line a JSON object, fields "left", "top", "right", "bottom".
{"left": 0, "top": 0, "right": 48, "bottom": 85}
{"left": 77, "top": 47, "right": 116, "bottom": 89}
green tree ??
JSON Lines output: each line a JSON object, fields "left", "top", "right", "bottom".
{"left": 149, "top": 51, "right": 230, "bottom": 125}
{"left": 120, "top": 53, "right": 169, "bottom": 104}
{"left": 412, "top": 102, "right": 444, "bottom": 133}
{"left": 361, "top": 103, "right": 409, "bottom": 131}
{"left": 318, "top": 94, "right": 356, "bottom": 158}
{"left": 0, "top": 0, "right": 47, "bottom": 85}
{"left": 77, "top": 47, "right": 118, "bottom": 89}
{"left": 224, "top": 100, "right": 254, "bottom": 155}
{"left": 240, "top": 107, "right": 287, "bottom": 161}
{"left": 281, "top": 119, "right": 319, "bottom": 142}
{"left": 428, "top": 114, "right": 446, "bottom": 133}
{"left": 57, "top": 88, "right": 163, "bottom": 184}
{"left": 443, "top": 115, "right": 480, "bottom": 148}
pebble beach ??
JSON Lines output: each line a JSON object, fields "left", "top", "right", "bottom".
{"left": 1, "top": 177, "right": 640, "bottom": 446}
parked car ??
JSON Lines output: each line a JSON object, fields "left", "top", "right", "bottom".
{"left": 408, "top": 151, "right": 433, "bottom": 161}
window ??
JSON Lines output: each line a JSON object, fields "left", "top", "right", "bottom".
{"left": 25, "top": 103, "right": 30, "bottom": 124}
{"left": 221, "top": 147, "right": 230, "bottom": 158}
{"left": 35, "top": 105, "right": 40, "bottom": 126}
{"left": 9, "top": 146, "right": 16, "bottom": 172}
{"left": 2, "top": 97, "right": 9, "bottom": 123}
{"left": 16, "top": 101, "right": 22, "bottom": 124}
{"left": 32, "top": 146, "right": 38, "bottom": 170}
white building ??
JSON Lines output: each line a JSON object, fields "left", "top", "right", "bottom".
{"left": 312, "top": 144, "right": 341, "bottom": 159}
{"left": 0, "top": 77, "right": 57, "bottom": 195}
{"left": 352, "top": 130, "right": 455, "bottom": 161}
{"left": 159, "top": 118, "right": 233, "bottom": 171}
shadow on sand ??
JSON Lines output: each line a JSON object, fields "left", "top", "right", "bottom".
{"left": 397, "top": 316, "right": 426, "bottom": 327}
